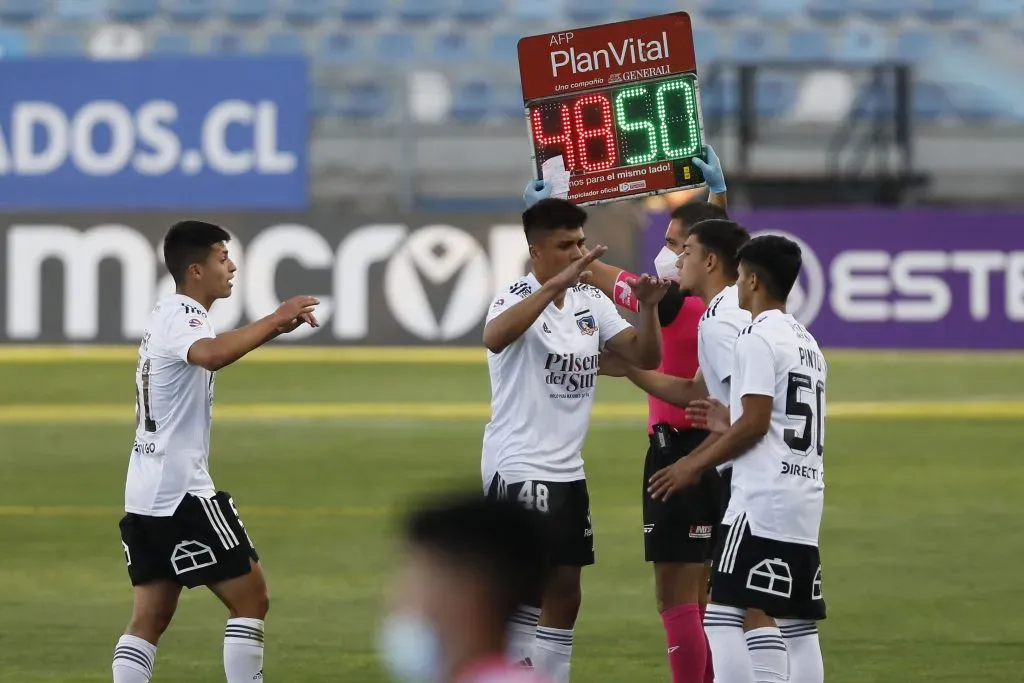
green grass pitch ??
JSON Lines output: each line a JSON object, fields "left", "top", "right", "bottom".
{"left": 1, "top": 347, "right": 1023, "bottom": 682}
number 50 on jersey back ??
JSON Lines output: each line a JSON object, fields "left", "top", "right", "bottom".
{"left": 517, "top": 12, "right": 709, "bottom": 206}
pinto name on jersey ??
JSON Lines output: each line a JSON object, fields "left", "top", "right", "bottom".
{"left": 727, "top": 310, "right": 828, "bottom": 546}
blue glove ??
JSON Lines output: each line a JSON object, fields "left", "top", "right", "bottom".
{"left": 523, "top": 179, "right": 552, "bottom": 208}
{"left": 692, "top": 144, "right": 726, "bottom": 194}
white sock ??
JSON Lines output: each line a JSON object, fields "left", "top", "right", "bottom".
{"left": 112, "top": 634, "right": 156, "bottom": 683}
{"left": 224, "top": 618, "right": 265, "bottom": 682}
{"left": 508, "top": 606, "right": 540, "bottom": 666}
{"left": 778, "top": 620, "right": 824, "bottom": 683}
{"left": 745, "top": 627, "right": 789, "bottom": 682}
{"left": 534, "top": 626, "right": 573, "bottom": 683}
{"left": 704, "top": 604, "right": 755, "bottom": 683}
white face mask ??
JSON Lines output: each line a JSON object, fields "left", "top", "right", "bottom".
{"left": 654, "top": 246, "right": 680, "bottom": 281}
{"left": 378, "top": 613, "right": 442, "bottom": 683}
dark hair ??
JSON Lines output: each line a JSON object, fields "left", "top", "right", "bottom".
{"left": 522, "top": 198, "right": 587, "bottom": 245}
{"left": 736, "top": 235, "right": 803, "bottom": 302}
{"left": 163, "top": 220, "right": 231, "bottom": 285}
{"left": 404, "top": 492, "right": 549, "bottom": 622}
{"left": 687, "top": 219, "right": 750, "bottom": 280}
{"left": 670, "top": 201, "right": 728, "bottom": 230}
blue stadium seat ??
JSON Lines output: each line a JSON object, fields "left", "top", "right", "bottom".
{"left": 494, "top": 83, "right": 525, "bottom": 119}
{"left": 451, "top": 79, "right": 493, "bottom": 122}
{"left": 0, "top": 0, "right": 47, "bottom": 22}
{"left": 625, "top": 0, "right": 675, "bottom": 19}
{"left": 859, "top": 0, "right": 912, "bottom": 22}
{"left": 166, "top": 0, "right": 216, "bottom": 22}
{"left": 152, "top": 32, "right": 194, "bottom": 54}
{"left": 0, "top": 28, "right": 28, "bottom": 57}
{"left": 566, "top": 0, "right": 614, "bottom": 23}
{"left": 913, "top": 82, "right": 953, "bottom": 121}
{"left": 433, "top": 32, "right": 475, "bottom": 63}
{"left": 109, "top": 0, "right": 159, "bottom": 22}
{"left": 976, "top": 0, "right": 1023, "bottom": 23}
{"left": 339, "top": 0, "right": 384, "bottom": 23}
{"left": 39, "top": 32, "right": 85, "bottom": 55}
{"left": 806, "top": 0, "right": 850, "bottom": 21}
{"left": 512, "top": 0, "right": 561, "bottom": 23}
{"left": 732, "top": 28, "right": 776, "bottom": 63}
{"left": 490, "top": 32, "right": 521, "bottom": 66}
{"left": 693, "top": 28, "right": 718, "bottom": 64}
{"left": 55, "top": 0, "right": 104, "bottom": 22}
{"left": 265, "top": 32, "right": 306, "bottom": 55}
{"left": 210, "top": 33, "right": 247, "bottom": 54}
{"left": 786, "top": 29, "right": 831, "bottom": 62}
{"left": 375, "top": 32, "right": 417, "bottom": 65}
{"left": 755, "top": 75, "right": 797, "bottom": 118}
{"left": 226, "top": 0, "right": 269, "bottom": 23}
{"left": 399, "top": 0, "right": 443, "bottom": 23}
{"left": 917, "top": 0, "right": 974, "bottom": 22}
{"left": 339, "top": 81, "right": 390, "bottom": 120}
{"left": 283, "top": 0, "right": 328, "bottom": 25}
{"left": 452, "top": 0, "right": 502, "bottom": 23}
{"left": 320, "top": 32, "right": 363, "bottom": 65}
{"left": 950, "top": 87, "right": 1003, "bottom": 121}
{"left": 700, "top": 77, "right": 739, "bottom": 119}
{"left": 893, "top": 30, "right": 933, "bottom": 62}
{"left": 311, "top": 84, "right": 335, "bottom": 119}
{"left": 701, "top": 0, "right": 751, "bottom": 23}
{"left": 836, "top": 26, "right": 887, "bottom": 63}
{"left": 851, "top": 84, "right": 895, "bottom": 120}
{"left": 756, "top": 0, "right": 807, "bottom": 22}
{"left": 948, "top": 28, "right": 982, "bottom": 48}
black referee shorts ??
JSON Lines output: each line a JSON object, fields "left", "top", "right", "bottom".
{"left": 642, "top": 427, "right": 722, "bottom": 564}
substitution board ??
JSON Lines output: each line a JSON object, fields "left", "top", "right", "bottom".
{"left": 518, "top": 12, "right": 708, "bottom": 205}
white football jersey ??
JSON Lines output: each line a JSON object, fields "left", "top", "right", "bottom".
{"left": 124, "top": 294, "right": 218, "bottom": 516}
{"left": 481, "top": 273, "right": 632, "bottom": 485}
{"left": 696, "top": 285, "right": 751, "bottom": 471}
{"left": 725, "top": 310, "right": 827, "bottom": 546}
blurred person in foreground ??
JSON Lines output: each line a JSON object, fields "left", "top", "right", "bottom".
{"left": 523, "top": 145, "right": 731, "bottom": 683}
{"left": 112, "top": 220, "right": 320, "bottom": 683}
{"left": 482, "top": 197, "right": 669, "bottom": 683}
{"left": 379, "top": 493, "right": 553, "bottom": 683}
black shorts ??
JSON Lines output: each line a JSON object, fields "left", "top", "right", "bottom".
{"left": 119, "top": 491, "right": 259, "bottom": 589}
{"left": 486, "top": 474, "right": 594, "bottom": 567}
{"left": 710, "top": 513, "right": 826, "bottom": 621}
{"left": 642, "top": 427, "right": 722, "bottom": 563}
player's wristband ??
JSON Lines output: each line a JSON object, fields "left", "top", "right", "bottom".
{"left": 613, "top": 270, "right": 640, "bottom": 313}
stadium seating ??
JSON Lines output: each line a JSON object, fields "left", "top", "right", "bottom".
{"left": 166, "top": 0, "right": 216, "bottom": 23}
{"left": 55, "top": 0, "right": 105, "bottom": 22}
{"left": 4, "top": 0, "right": 1020, "bottom": 124}
{"left": 151, "top": 31, "right": 193, "bottom": 55}
{"left": 109, "top": 0, "right": 159, "bottom": 23}
{"left": 339, "top": 0, "right": 384, "bottom": 23}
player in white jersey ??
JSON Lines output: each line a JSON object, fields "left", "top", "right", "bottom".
{"left": 112, "top": 220, "right": 320, "bottom": 683}
{"left": 666, "top": 235, "right": 828, "bottom": 683}
{"left": 603, "top": 220, "right": 798, "bottom": 683}
{"left": 482, "top": 198, "right": 668, "bottom": 683}
{"left": 379, "top": 493, "right": 553, "bottom": 683}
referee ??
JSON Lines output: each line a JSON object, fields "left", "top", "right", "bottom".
{"left": 523, "top": 144, "right": 729, "bottom": 683}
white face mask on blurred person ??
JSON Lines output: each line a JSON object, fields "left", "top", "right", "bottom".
{"left": 378, "top": 612, "right": 442, "bottom": 683}
{"left": 654, "top": 246, "right": 680, "bottom": 281}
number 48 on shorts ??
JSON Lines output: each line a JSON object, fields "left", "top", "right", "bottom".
{"left": 485, "top": 474, "right": 596, "bottom": 567}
